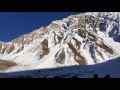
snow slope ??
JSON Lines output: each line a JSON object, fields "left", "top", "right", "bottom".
{"left": 0, "top": 55, "right": 120, "bottom": 78}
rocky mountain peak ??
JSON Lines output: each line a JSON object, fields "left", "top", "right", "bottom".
{"left": 1, "top": 12, "right": 120, "bottom": 72}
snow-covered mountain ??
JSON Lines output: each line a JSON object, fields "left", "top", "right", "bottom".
{"left": 0, "top": 12, "right": 120, "bottom": 72}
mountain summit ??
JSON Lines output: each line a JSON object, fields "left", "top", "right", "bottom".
{"left": 0, "top": 12, "right": 120, "bottom": 72}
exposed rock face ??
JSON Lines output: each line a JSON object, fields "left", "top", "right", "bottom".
{"left": 0, "top": 59, "right": 17, "bottom": 71}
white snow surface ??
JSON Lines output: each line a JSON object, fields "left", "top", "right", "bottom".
{"left": 0, "top": 55, "right": 120, "bottom": 78}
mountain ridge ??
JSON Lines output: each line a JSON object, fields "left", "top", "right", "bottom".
{"left": 0, "top": 12, "right": 120, "bottom": 72}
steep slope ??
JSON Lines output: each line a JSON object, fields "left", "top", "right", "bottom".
{"left": 0, "top": 12, "right": 120, "bottom": 72}
{"left": 1, "top": 55, "right": 120, "bottom": 78}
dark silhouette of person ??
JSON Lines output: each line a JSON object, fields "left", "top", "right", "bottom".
{"left": 94, "top": 74, "right": 98, "bottom": 78}
{"left": 104, "top": 74, "right": 110, "bottom": 78}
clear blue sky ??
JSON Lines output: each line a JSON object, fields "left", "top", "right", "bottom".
{"left": 0, "top": 12, "right": 80, "bottom": 42}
